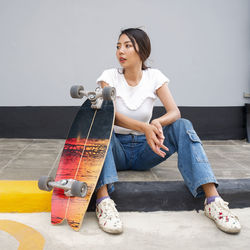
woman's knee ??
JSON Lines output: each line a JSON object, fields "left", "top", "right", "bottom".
{"left": 174, "top": 118, "right": 192, "bottom": 126}
{"left": 163, "top": 118, "right": 194, "bottom": 139}
{"left": 172, "top": 118, "right": 193, "bottom": 130}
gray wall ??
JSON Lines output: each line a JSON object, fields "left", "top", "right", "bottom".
{"left": 0, "top": 0, "right": 249, "bottom": 107}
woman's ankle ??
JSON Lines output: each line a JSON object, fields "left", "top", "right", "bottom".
{"left": 202, "top": 183, "right": 219, "bottom": 198}
{"left": 97, "top": 184, "right": 109, "bottom": 199}
{"left": 96, "top": 196, "right": 110, "bottom": 205}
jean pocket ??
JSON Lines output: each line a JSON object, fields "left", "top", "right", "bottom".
{"left": 187, "top": 130, "right": 202, "bottom": 145}
{"left": 186, "top": 130, "right": 208, "bottom": 163}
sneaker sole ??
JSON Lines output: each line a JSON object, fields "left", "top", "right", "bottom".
{"left": 99, "top": 224, "right": 123, "bottom": 234}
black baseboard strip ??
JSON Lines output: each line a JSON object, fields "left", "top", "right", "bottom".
{"left": 87, "top": 179, "right": 250, "bottom": 212}
{"left": 0, "top": 106, "right": 79, "bottom": 139}
{"left": 0, "top": 106, "right": 246, "bottom": 140}
{"left": 245, "top": 103, "right": 250, "bottom": 142}
{"left": 153, "top": 106, "right": 246, "bottom": 140}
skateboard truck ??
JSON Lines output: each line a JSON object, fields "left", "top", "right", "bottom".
{"left": 70, "top": 85, "right": 116, "bottom": 109}
{"left": 38, "top": 176, "right": 88, "bottom": 198}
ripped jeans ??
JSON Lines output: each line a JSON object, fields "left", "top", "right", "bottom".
{"left": 96, "top": 118, "right": 218, "bottom": 198}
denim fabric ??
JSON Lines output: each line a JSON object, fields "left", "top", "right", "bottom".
{"left": 96, "top": 118, "right": 218, "bottom": 197}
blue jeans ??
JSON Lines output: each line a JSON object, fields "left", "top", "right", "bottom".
{"left": 96, "top": 118, "right": 218, "bottom": 198}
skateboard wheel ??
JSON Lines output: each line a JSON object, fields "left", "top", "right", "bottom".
{"left": 70, "top": 85, "right": 84, "bottom": 99}
{"left": 38, "top": 176, "right": 54, "bottom": 191}
{"left": 102, "top": 86, "right": 116, "bottom": 101}
{"left": 71, "top": 181, "right": 88, "bottom": 197}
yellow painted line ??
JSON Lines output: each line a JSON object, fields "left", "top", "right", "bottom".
{"left": 0, "top": 181, "right": 52, "bottom": 213}
{"left": 0, "top": 220, "right": 45, "bottom": 250}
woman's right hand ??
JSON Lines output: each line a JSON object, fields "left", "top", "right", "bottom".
{"left": 143, "top": 123, "right": 169, "bottom": 158}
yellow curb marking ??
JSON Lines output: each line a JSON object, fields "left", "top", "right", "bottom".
{"left": 0, "top": 220, "right": 45, "bottom": 250}
{"left": 0, "top": 181, "right": 52, "bottom": 213}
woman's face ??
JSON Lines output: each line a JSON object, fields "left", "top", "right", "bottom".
{"left": 116, "top": 34, "right": 142, "bottom": 69}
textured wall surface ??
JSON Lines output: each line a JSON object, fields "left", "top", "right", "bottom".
{"left": 0, "top": 0, "right": 249, "bottom": 107}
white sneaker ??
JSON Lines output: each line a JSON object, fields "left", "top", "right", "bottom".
{"left": 204, "top": 197, "right": 241, "bottom": 234}
{"left": 96, "top": 198, "right": 123, "bottom": 234}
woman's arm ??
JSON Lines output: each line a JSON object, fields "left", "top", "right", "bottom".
{"left": 99, "top": 81, "right": 168, "bottom": 157}
{"left": 152, "top": 83, "right": 181, "bottom": 127}
{"left": 149, "top": 82, "right": 181, "bottom": 156}
{"left": 99, "top": 81, "right": 180, "bottom": 128}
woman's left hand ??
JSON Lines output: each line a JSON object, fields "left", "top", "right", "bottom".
{"left": 150, "top": 119, "right": 168, "bottom": 156}
{"left": 151, "top": 119, "right": 164, "bottom": 142}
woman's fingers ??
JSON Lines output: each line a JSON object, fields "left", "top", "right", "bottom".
{"left": 145, "top": 123, "right": 169, "bottom": 157}
{"left": 161, "top": 144, "right": 169, "bottom": 153}
{"left": 151, "top": 120, "right": 164, "bottom": 138}
{"left": 155, "top": 146, "right": 166, "bottom": 158}
{"left": 152, "top": 134, "right": 169, "bottom": 152}
{"left": 149, "top": 135, "right": 169, "bottom": 158}
{"left": 149, "top": 142, "right": 165, "bottom": 158}
{"left": 151, "top": 125, "right": 162, "bottom": 138}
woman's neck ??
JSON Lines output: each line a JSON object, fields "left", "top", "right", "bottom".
{"left": 123, "top": 65, "right": 143, "bottom": 87}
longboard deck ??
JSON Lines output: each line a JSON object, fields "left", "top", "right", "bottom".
{"left": 51, "top": 99, "right": 114, "bottom": 231}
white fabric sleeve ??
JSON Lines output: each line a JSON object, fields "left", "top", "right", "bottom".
{"left": 96, "top": 69, "right": 114, "bottom": 87}
{"left": 154, "top": 69, "right": 170, "bottom": 92}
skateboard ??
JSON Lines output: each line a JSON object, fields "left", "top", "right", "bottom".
{"left": 38, "top": 86, "right": 115, "bottom": 231}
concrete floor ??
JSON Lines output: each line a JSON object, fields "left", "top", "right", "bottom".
{"left": 0, "top": 209, "right": 250, "bottom": 250}
{"left": 0, "top": 138, "right": 249, "bottom": 249}
{"left": 0, "top": 138, "right": 249, "bottom": 181}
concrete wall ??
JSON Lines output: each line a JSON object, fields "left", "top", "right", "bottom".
{"left": 0, "top": 0, "right": 249, "bottom": 107}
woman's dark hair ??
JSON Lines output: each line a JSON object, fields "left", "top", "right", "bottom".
{"left": 119, "top": 28, "right": 151, "bottom": 70}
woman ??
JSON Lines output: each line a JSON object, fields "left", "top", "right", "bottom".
{"left": 94, "top": 28, "right": 241, "bottom": 235}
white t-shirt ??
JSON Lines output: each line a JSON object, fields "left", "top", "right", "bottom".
{"left": 96, "top": 68, "right": 170, "bottom": 135}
